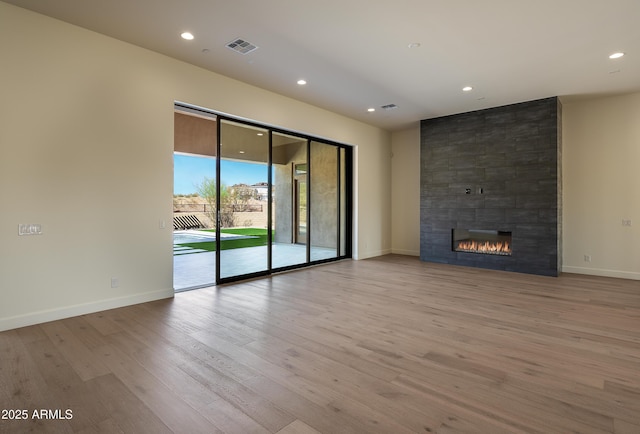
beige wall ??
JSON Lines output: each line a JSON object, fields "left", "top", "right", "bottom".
{"left": 562, "top": 92, "right": 640, "bottom": 279}
{"left": 0, "top": 3, "right": 391, "bottom": 331}
{"left": 391, "top": 126, "right": 421, "bottom": 256}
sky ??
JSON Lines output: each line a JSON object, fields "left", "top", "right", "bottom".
{"left": 174, "top": 154, "right": 268, "bottom": 195}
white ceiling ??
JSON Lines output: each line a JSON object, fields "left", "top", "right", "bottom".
{"left": 6, "top": 0, "right": 640, "bottom": 131}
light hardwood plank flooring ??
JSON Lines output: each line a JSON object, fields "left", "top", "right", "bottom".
{"left": 1, "top": 255, "right": 639, "bottom": 433}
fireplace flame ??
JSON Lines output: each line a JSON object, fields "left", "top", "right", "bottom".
{"left": 456, "top": 240, "right": 512, "bottom": 255}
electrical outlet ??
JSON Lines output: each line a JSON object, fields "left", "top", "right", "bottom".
{"left": 111, "top": 277, "right": 119, "bottom": 288}
{"left": 622, "top": 219, "right": 632, "bottom": 227}
{"left": 159, "top": 220, "right": 166, "bottom": 229}
{"left": 583, "top": 255, "right": 591, "bottom": 263}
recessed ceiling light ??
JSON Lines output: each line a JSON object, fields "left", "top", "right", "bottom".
{"left": 408, "top": 42, "right": 421, "bottom": 49}
{"left": 181, "top": 32, "right": 194, "bottom": 40}
{"left": 239, "top": 150, "right": 246, "bottom": 154}
{"left": 297, "top": 79, "right": 307, "bottom": 85}
{"left": 609, "top": 52, "right": 625, "bottom": 59}
{"left": 462, "top": 86, "right": 473, "bottom": 92}
{"left": 367, "top": 108, "right": 376, "bottom": 112}
{"left": 257, "top": 133, "right": 264, "bottom": 136}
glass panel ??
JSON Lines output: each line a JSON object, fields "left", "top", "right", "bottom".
{"left": 310, "top": 141, "right": 339, "bottom": 261}
{"left": 296, "top": 179, "right": 307, "bottom": 244}
{"left": 219, "top": 120, "right": 269, "bottom": 279}
{"left": 340, "top": 147, "right": 347, "bottom": 257}
{"left": 272, "top": 132, "right": 308, "bottom": 268}
{"left": 173, "top": 110, "right": 218, "bottom": 291}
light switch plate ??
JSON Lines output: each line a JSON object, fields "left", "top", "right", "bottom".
{"left": 18, "top": 224, "right": 42, "bottom": 236}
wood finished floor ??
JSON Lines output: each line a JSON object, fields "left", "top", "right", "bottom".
{"left": 1, "top": 255, "right": 639, "bottom": 433}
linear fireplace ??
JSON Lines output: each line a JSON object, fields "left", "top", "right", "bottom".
{"left": 452, "top": 229, "right": 512, "bottom": 256}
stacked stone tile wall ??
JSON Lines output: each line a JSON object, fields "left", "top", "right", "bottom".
{"left": 420, "top": 97, "right": 562, "bottom": 276}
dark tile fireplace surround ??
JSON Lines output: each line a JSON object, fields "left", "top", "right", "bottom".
{"left": 420, "top": 97, "right": 562, "bottom": 276}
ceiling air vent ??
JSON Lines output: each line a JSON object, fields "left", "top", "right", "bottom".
{"left": 381, "top": 104, "right": 398, "bottom": 110}
{"left": 226, "top": 38, "right": 259, "bottom": 55}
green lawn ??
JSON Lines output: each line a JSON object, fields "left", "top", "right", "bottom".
{"left": 175, "top": 228, "right": 269, "bottom": 252}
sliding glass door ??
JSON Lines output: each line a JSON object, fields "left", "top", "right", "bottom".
{"left": 173, "top": 103, "right": 352, "bottom": 288}
{"left": 218, "top": 119, "right": 270, "bottom": 281}
{"left": 309, "top": 141, "right": 339, "bottom": 261}
{"left": 272, "top": 132, "right": 308, "bottom": 269}
{"left": 172, "top": 109, "right": 218, "bottom": 291}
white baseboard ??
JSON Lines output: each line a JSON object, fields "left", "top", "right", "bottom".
{"left": 391, "top": 248, "right": 420, "bottom": 256}
{"left": 562, "top": 266, "right": 640, "bottom": 281}
{"left": 0, "top": 289, "right": 174, "bottom": 332}
{"left": 354, "top": 248, "right": 392, "bottom": 260}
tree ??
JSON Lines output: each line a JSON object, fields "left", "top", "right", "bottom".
{"left": 196, "top": 179, "right": 261, "bottom": 228}
{"left": 196, "top": 177, "right": 235, "bottom": 228}
{"left": 229, "top": 184, "right": 258, "bottom": 212}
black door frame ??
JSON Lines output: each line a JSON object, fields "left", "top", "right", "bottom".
{"left": 175, "top": 102, "right": 353, "bottom": 285}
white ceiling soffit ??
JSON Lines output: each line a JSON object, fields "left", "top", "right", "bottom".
{"left": 5, "top": 0, "right": 640, "bottom": 131}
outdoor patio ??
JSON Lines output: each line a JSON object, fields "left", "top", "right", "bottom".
{"left": 173, "top": 242, "right": 337, "bottom": 291}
